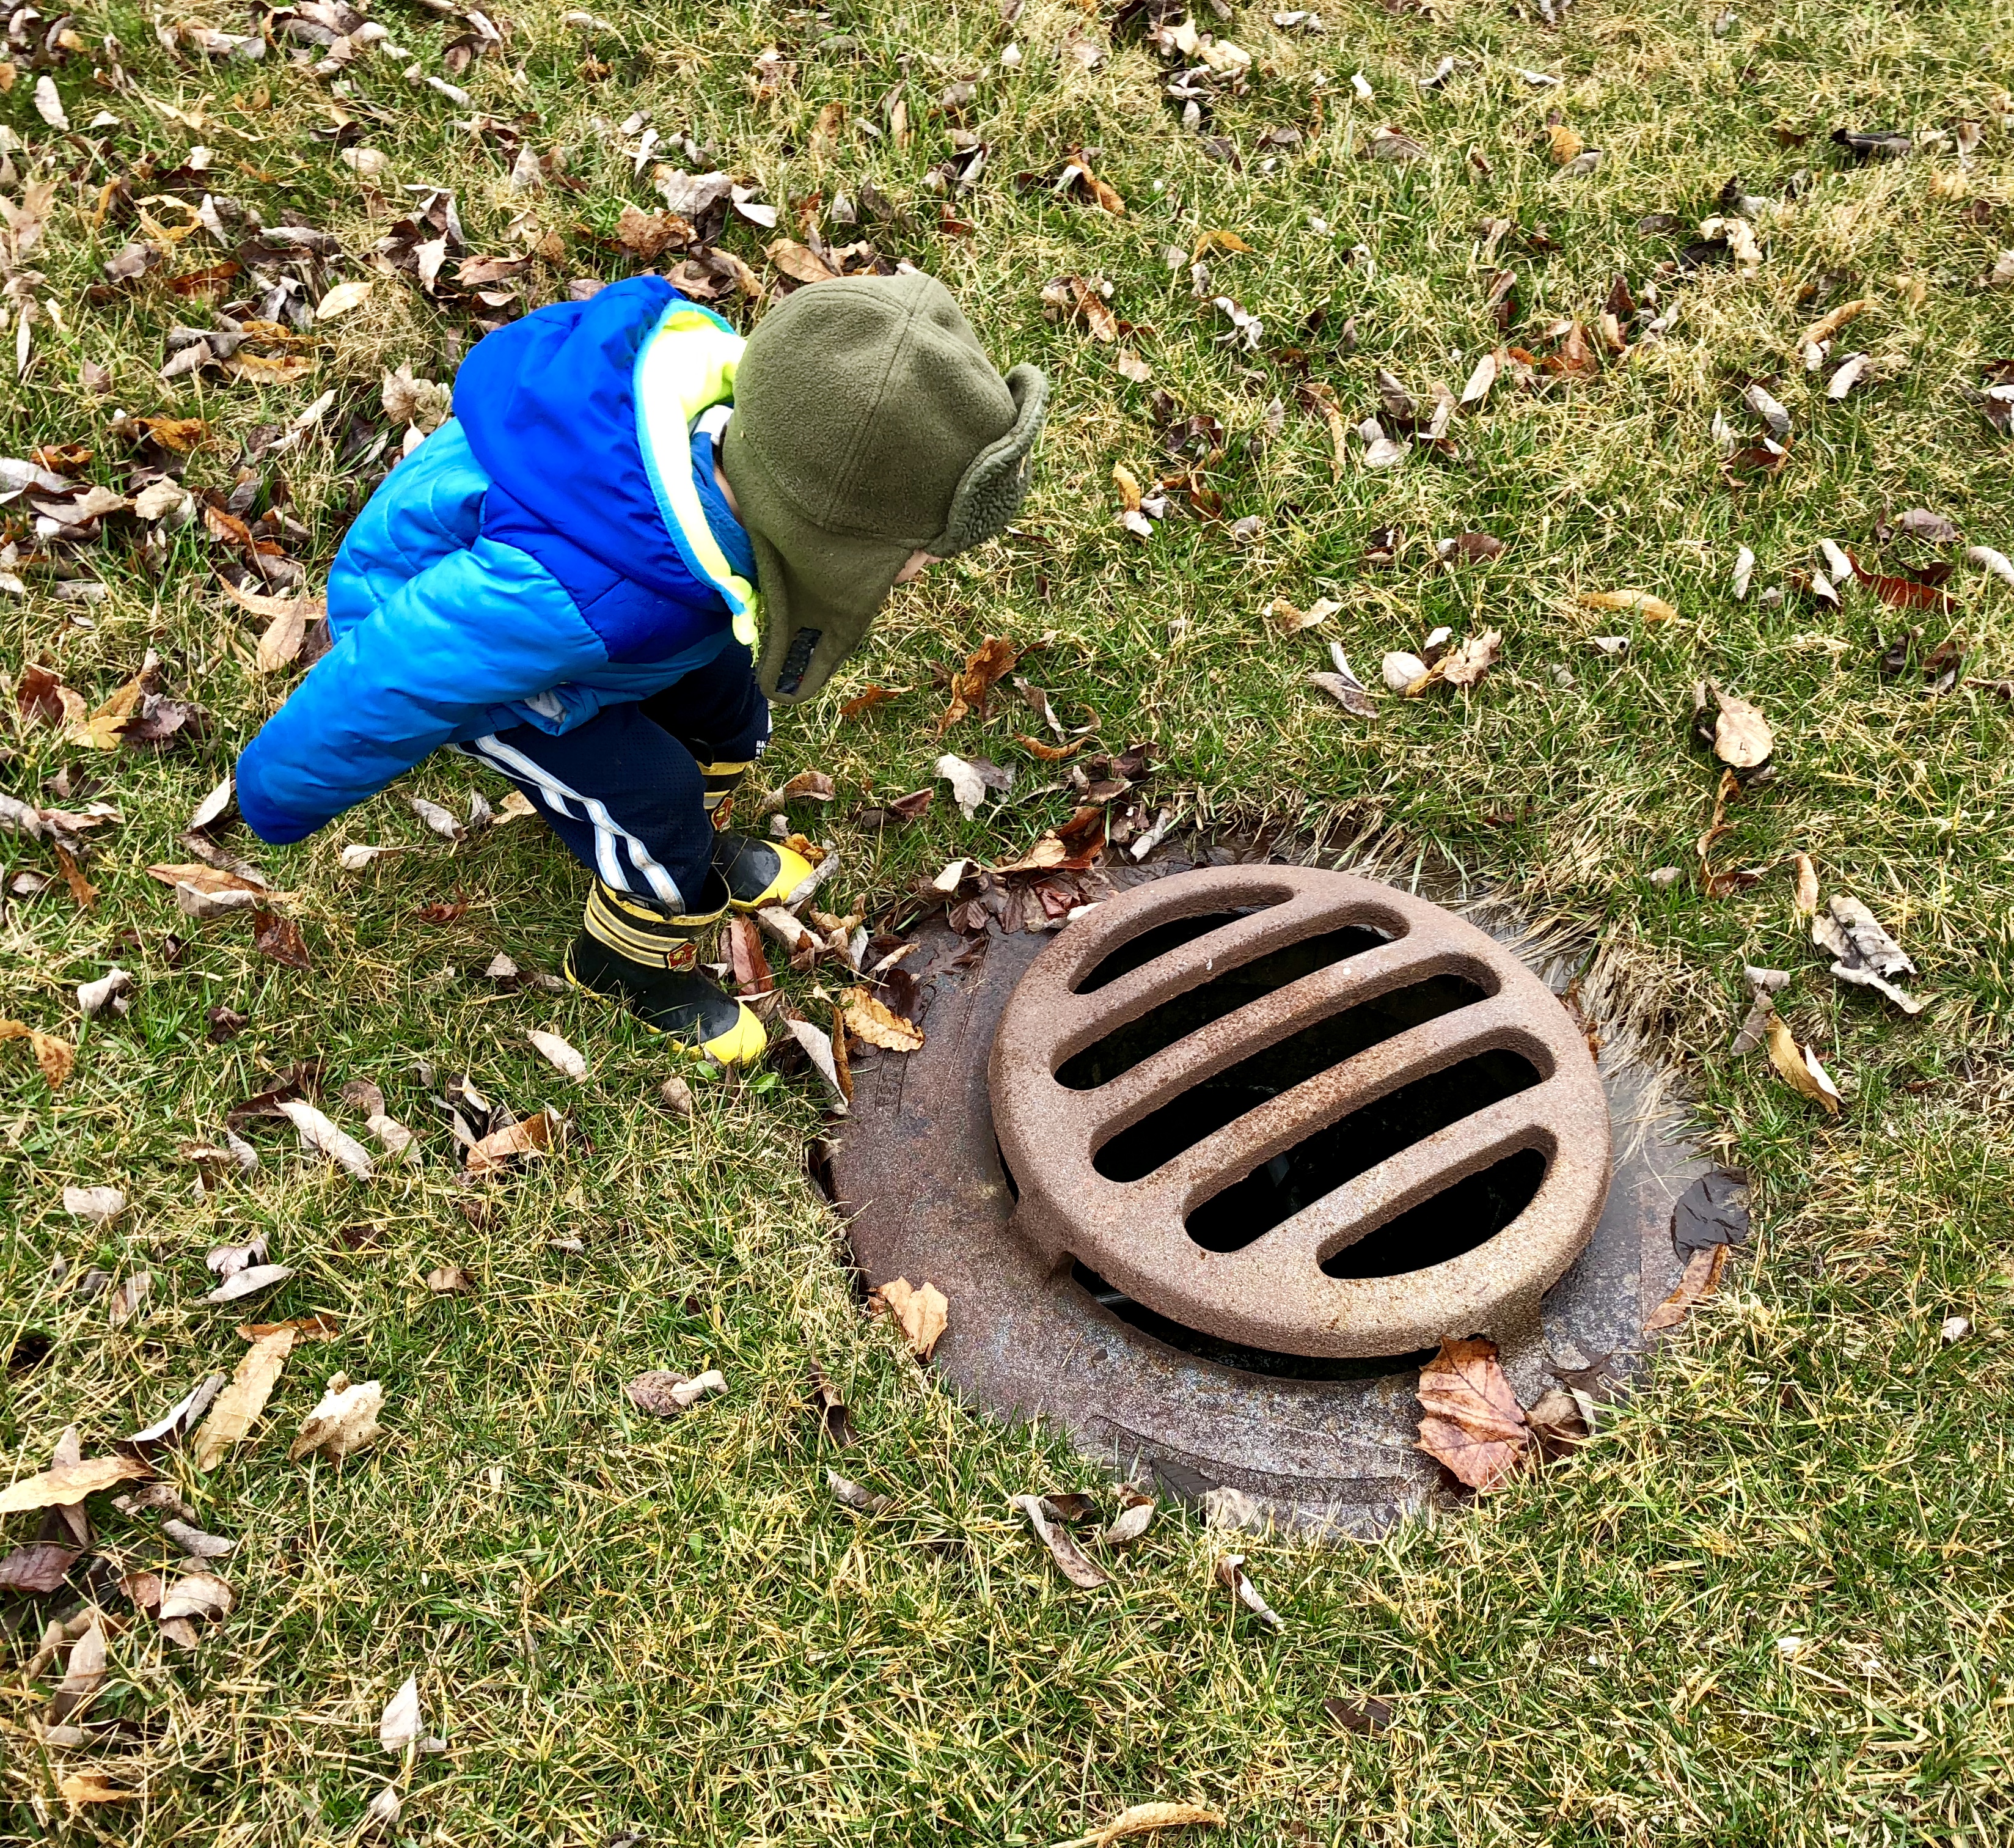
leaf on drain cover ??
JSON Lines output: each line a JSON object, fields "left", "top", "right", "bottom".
{"left": 1051, "top": 1800, "right": 1226, "bottom": 1848}
{"left": 1012, "top": 1494, "right": 1111, "bottom": 1588}
{"left": 1644, "top": 1242, "right": 1727, "bottom": 1333}
{"left": 843, "top": 988, "right": 923, "bottom": 1052}
{"left": 1322, "top": 1694, "right": 1394, "bottom": 1736}
{"left": 1764, "top": 1013, "right": 1843, "bottom": 1112}
{"left": 1415, "top": 1336, "right": 1529, "bottom": 1491}
{"left": 828, "top": 1469, "right": 890, "bottom": 1514}
{"left": 1214, "top": 1552, "right": 1286, "bottom": 1630}
{"left": 871, "top": 1277, "right": 948, "bottom": 1358}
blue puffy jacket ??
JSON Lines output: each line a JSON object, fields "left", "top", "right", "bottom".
{"left": 235, "top": 276, "right": 759, "bottom": 845}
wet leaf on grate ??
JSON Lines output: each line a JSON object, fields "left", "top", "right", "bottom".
{"left": 843, "top": 988, "right": 923, "bottom": 1052}
{"left": 1644, "top": 1242, "right": 1727, "bottom": 1332}
{"left": 871, "top": 1276, "right": 948, "bottom": 1358}
{"left": 1012, "top": 1494, "right": 1111, "bottom": 1588}
{"left": 289, "top": 1373, "right": 384, "bottom": 1461}
{"left": 192, "top": 1326, "right": 297, "bottom": 1470}
{"left": 1764, "top": 1013, "right": 1842, "bottom": 1112}
{"left": 1214, "top": 1552, "right": 1286, "bottom": 1630}
{"left": 1322, "top": 1694, "right": 1393, "bottom": 1736}
{"left": 1415, "top": 1336, "right": 1529, "bottom": 1490}
{"left": 1053, "top": 1800, "right": 1225, "bottom": 1848}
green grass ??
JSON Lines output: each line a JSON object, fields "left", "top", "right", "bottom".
{"left": 5, "top": 0, "right": 2014, "bottom": 1838}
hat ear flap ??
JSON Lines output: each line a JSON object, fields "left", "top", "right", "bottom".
{"left": 928, "top": 364, "right": 1050, "bottom": 556}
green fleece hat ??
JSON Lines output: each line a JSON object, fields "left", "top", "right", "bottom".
{"left": 721, "top": 272, "right": 1049, "bottom": 703}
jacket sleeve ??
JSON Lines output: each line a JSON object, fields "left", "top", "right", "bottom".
{"left": 235, "top": 538, "right": 608, "bottom": 844}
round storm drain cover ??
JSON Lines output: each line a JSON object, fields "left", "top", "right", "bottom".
{"left": 830, "top": 853, "right": 1696, "bottom": 1537}
{"left": 989, "top": 865, "right": 1611, "bottom": 1358}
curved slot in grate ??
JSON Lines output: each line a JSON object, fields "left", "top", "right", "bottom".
{"left": 1186, "top": 1047, "right": 1544, "bottom": 1253}
{"left": 1069, "top": 1261, "right": 1437, "bottom": 1381}
{"left": 1056, "top": 923, "right": 1392, "bottom": 1090}
{"left": 1074, "top": 909, "right": 1255, "bottom": 994}
{"left": 1319, "top": 1148, "right": 1549, "bottom": 1278}
{"left": 1094, "top": 974, "right": 1490, "bottom": 1184}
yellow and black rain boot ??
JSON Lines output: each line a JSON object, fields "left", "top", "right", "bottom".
{"left": 697, "top": 755, "right": 755, "bottom": 832}
{"left": 563, "top": 873, "right": 767, "bottom": 1065}
{"left": 712, "top": 832, "right": 815, "bottom": 912}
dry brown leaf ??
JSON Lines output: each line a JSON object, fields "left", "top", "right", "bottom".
{"left": 59, "top": 1772, "right": 141, "bottom": 1809}
{"left": 767, "top": 237, "right": 840, "bottom": 284}
{"left": 1765, "top": 1013, "right": 1842, "bottom": 1113}
{"left": 1011, "top": 1493, "right": 1111, "bottom": 1588}
{"left": 1712, "top": 688, "right": 1774, "bottom": 769}
{"left": 0, "top": 1453, "right": 151, "bottom": 1513}
{"left": 1547, "top": 122, "right": 1585, "bottom": 163}
{"left": 214, "top": 575, "right": 325, "bottom": 623}
{"left": 464, "top": 1107, "right": 558, "bottom": 1175}
{"left": 1800, "top": 298, "right": 1868, "bottom": 348}
{"left": 843, "top": 986, "right": 923, "bottom": 1051}
{"left": 1579, "top": 588, "right": 1677, "bottom": 624}
{"left": 255, "top": 602, "right": 307, "bottom": 673}
{"left": 838, "top": 685, "right": 902, "bottom": 719}
{"left": 526, "top": 1028, "right": 589, "bottom": 1079}
{"left": 728, "top": 914, "right": 775, "bottom": 996}
{"left": 1644, "top": 1241, "right": 1727, "bottom": 1332}
{"left": 288, "top": 1372, "right": 384, "bottom": 1461}
{"left": 427, "top": 1266, "right": 475, "bottom": 1295}
{"left": 939, "top": 635, "right": 1019, "bottom": 731}
{"left": 1438, "top": 629, "right": 1503, "bottom": 689}
{"left": 1793, "top": 852, "right": 1819, "bottom": 917}
{"left": 874, "top": 1275, "right": 948, "bottom": 1358}
{"left": 1415, "top": 1335, "right": 1529, "bottom": 1490}
{"left": 0, "top": 1019, "right": 75, "bottom": 1089}
{"left": 625, "top": 1368, "right": 727, "bottom": 1416}
{"left": 238, "top": 1314, "right": 341, "bottom": 1340}
{"left": 1054, "top": 1800, "right": 1225, "bottom": 1848}
{"left": 191, "top": 1327, "right": 297, "bottom": 1470}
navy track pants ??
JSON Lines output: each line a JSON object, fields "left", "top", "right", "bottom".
{"left": 458, "top": 641, "right": 768, "bottom": 915}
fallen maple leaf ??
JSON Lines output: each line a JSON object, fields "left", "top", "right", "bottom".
{"left": 873, "top": 1276, "right": 948, "bottom": 1357}
{"left": 1415, "top": 1336, "right": 1529, "bottom": 1490}
{"left": 939, "top": 636, "right": 1019, "bottom": 731}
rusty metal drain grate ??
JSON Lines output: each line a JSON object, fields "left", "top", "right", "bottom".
{"left": 831, "top": 853, "right": 1699, "bottom": 1537}
{"left": 990, "top": 866, "right": 1611, "bottom": 1359}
